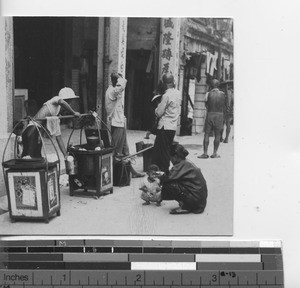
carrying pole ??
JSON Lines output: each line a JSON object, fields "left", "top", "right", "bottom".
{"left": 115, "top": 145, "right": 153, "bottom": 161}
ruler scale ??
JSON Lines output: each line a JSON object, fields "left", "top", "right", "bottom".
{"left": 0, "top": 238, "right": 284, "bottom": 287}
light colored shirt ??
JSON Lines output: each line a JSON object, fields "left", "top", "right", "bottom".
{"left": 140, "top": 177, "right": 161, "bottom": 195}
{"left": 105, "top": 78, "right": 127, "bottom": 127}
{"left": 44, "top": 96, "right": 61, "bottom": 116}
{"left": 27, "top": 96, "right": 62, "bottom": 134}
{"left": 155, "top": 88, "right": 181, "bottom": 131}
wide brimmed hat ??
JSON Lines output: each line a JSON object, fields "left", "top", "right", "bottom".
{"left": 151, "top": 94, "right": 162, "bottom": 102}
{"left": 58, "top": 87, "right": 79, "bottom": 99}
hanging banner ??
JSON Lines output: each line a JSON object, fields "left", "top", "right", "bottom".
{"left": 160, "top": 18, "right": 181, "bottom": 85}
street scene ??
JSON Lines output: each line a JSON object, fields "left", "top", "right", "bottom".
{"left": 0, "top": 17, "right": 234, "bottom": 236}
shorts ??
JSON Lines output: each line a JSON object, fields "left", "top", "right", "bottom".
{"left": 205, "top": 112, "right": 224, "bottom": 134}
{"left": 224, "top": 112, "right": 233, "bottom": 125}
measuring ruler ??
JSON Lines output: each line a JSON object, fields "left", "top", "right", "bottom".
{"left": 0, "top": 237, "right": 284, "bottom": 287}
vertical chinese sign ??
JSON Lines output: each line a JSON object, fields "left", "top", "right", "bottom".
{"left": 160, "top": 18, "right": 181, "bottom": 85}
{"left": 118, "top": 18, "right": 127, "bottom": 109}
{"left": 118, "top": 17, "right": 127, "bottom": 77}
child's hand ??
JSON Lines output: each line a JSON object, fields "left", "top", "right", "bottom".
{"left": 154, "top": 171, "right": 164, "bottom": 178}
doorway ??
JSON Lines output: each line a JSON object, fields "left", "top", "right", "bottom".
{"left": 125, "top": 49, "right": 155, "bottom": 130}
{"left": 125, "top": 18, "right": 160, "bottom": 131}
{"left": 14, "top": 17, "right": 66, "bottom": 110}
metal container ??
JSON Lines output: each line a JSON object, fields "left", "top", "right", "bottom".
{"left": 65, "top": 155, "right": 77, "bottom": 175}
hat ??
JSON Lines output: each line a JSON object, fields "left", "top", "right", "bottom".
{"left": 151, "top": 94, "right": 162, "bottom": 102}
{"left": 58, "top": 87, "right": 79, "bottom": 99}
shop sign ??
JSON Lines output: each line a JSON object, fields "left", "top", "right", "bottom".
{"left": 160, "top": 18, "right": 180, "bottom": 83}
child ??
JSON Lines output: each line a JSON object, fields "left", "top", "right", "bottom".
{"left": 139, "top": 164, "right": 162, "bottom": 206}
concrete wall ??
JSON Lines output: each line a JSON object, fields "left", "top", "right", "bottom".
{"left": 194, "top": 68, "right": 208, "bottom": 134}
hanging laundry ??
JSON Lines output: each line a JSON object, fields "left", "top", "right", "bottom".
{"left": 196, "top": 53, "right": 205, "bottom": 82}
{"left": 206, "top": 52, "right": 213, "bottom": 74}
{"left": 221, "top": 57, "right": 225, "bottom": 81}
{"left": 209, "top": 52, "right": 218, "bottom": 76}
{"left": 230, "top": 63, "right": 234, "bottom": 80}
{"left": 224, "top": 60, "right": 230, "bottom": 80}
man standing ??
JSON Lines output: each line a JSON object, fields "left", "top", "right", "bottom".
{"left": 222, "top": 86, "right": 234, "bottom": 143}
{"left": 152, "top": 72, "right": 181, "bottom": 174}
{"left": 105, "top": 72, "right": 144, "bottom": 177}
{"left": 198, "top": 79, "right": 226, "bottom": 159}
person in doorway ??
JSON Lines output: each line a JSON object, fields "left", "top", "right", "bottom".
{"left": 144, "top": 79, "right": 165, "bottom": 139}
{"left": 160, "top": 143, "right": 207, "bottom": 214}
{"left": 105, "top": 72, "right": 144, "bottom": 178}
{"left": 139, "top": 164, "right": 162, "bottom": 206}
{"left": 21, "top": 87, "right": 81, "bottom": 159}
{"left": 198, "top": 79, "right": 226, "bottom": 159}
{"left": 151, "top": 72, "right": 181, "bottom": 174}
{"left": 221, "top": 87, "right": 234, "bottom": 143}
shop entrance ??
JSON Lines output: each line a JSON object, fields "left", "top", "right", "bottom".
{"left": 14, "top": 17, "right": 66, "bottom": 113}
{"left": 13, "top": 17, "right": 99, "bottom": 119}
{"left": 125, "top": 50, "right": 155, "bottom": 130}
{"left": 125, "top": 18, "right": 160, "bottom": 131}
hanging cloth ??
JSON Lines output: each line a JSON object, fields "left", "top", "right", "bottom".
{"left": 209, "top": 52, "right": 218, "bottom": 76}
{"left": 224, "top": 60, "right": 230, "bottom": 80}
{"left": 196, "top": 53, "right": 206, "bottom": 82}
{"left": 206, "top": 52, "right": 213, "bottom": 74}
{"left": 46, "top": 116, "right": 61, "bottom": 137}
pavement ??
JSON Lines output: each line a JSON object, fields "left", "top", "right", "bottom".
{"left": 0, "top": 127, "right": 233, "bottom": 236}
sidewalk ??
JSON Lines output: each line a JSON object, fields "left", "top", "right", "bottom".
{"left": 0, "top": 128, "right": 233, "bottom": 236}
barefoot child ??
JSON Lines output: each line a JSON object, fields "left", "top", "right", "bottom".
{"left": 140, "top": 164, "right": 162, "bottom": 206}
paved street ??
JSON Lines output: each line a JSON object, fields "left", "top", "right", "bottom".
{"left": 0, "top": 128, "right": 233, "bottom": 236}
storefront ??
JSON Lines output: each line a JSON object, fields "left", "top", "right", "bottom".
{"left": 13, "top": 17, "right": 99, "bottom": 120}
{"left": 179, "top": 18, "right": 234, "bottom": 135}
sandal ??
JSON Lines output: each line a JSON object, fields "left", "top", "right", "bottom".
{"left": 210, "top": 154, "right": 220, "bottom": 158}
{"left": 197, "top": 154, "right": 209, "bottom": 159}
{"left": 169, "top": 207, "right": 191, "bottom": 215}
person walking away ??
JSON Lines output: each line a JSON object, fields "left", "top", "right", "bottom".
{"left": 151, "top": 72, "right": 181, "bottom": 174}
{"left": 105, "top": 72, "right": 144, "bottom": 178}
{"left": 139, "top": 164, "right": 162, "bottom": 206}
{"left": 221, "top": 87, "right": 234, "bottom": 143}
{"left": 198, "top": 79, "right": 226, "bottom": 159}
{"left": 160, "top": 143, "right": 208, "bottom": 214}
{"left": 21, "top": 87, "right": 81, "bottom": 159}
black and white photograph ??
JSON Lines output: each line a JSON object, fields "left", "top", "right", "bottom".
{"left": 0, "top": 16, "right": 234, "bottom": 235}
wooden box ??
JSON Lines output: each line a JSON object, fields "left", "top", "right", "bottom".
{"left": 3, "top": 160, "right": 60, "bottom": 223}
{"left": 68, "top": 146, "right": 113, "bottom": 198}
